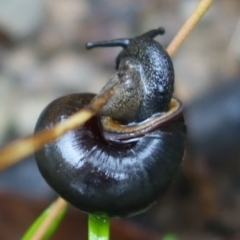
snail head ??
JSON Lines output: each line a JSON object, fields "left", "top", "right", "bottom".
{"left": 86, "top": 27, "right": 174, "bottom": 124}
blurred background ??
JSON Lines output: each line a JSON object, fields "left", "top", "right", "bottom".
{"left": 0, "top": 0, "right": 240, "bottom": 239}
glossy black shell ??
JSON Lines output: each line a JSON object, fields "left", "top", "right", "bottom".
{"left": 35, "top": 93, "right": 185, "bottom": 217}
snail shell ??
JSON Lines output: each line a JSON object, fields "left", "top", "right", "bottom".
{"left": 35, "top": 28, "right": 186, "bottom": 217}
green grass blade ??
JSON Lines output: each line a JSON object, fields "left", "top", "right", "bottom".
{"left": 21, "top": 200, "right": 67, "bottom": 240}
{"left": 162, "top": 233, "right": 178, "bottom": 240}
{"left": 88, "top": 213, "right": 110, "bottom": 240}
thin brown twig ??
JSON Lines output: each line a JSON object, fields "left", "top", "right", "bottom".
{"left": 166, "top": 0, "right": 214, "bottom": 56}
{"left": 0, "top": 86, "right": 115, "bottom": 170}
{"left": 31, "top": 198, "right": 67, "bottom": 240}
{"left": 0, "top": 0, "right": 214, "bottom": 170}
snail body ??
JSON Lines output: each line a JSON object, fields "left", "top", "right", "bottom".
{"left": 35, "top": 28, "right": 186, "bottom": 217}
{"left": 91, "top": 27, "right": 174, "bottom": 123}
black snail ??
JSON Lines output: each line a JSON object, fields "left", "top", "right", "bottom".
{"left": 35, "top": 28, "right": 186, "bottom": 217}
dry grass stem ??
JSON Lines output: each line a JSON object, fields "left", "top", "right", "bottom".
{"left": 0, "top": 86, "right": 115, "bottom": 170}
{"left": 31, "top": 198, "right": 67, "bottom": 240}
{"left": 166, "top": 0, "right": 214, "bottom": 56}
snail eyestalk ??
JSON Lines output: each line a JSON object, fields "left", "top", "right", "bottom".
{"left": 88, "top": 213, "right": 110, "bottom": 240}
{"left": 140, "top": 27, "right": 165, "bottom": 39}
{"left": 85, "top": 27, "right": 165, "bottom": 50}
{"left": 86, "top": 39, "right": 131, "bottom": 49}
